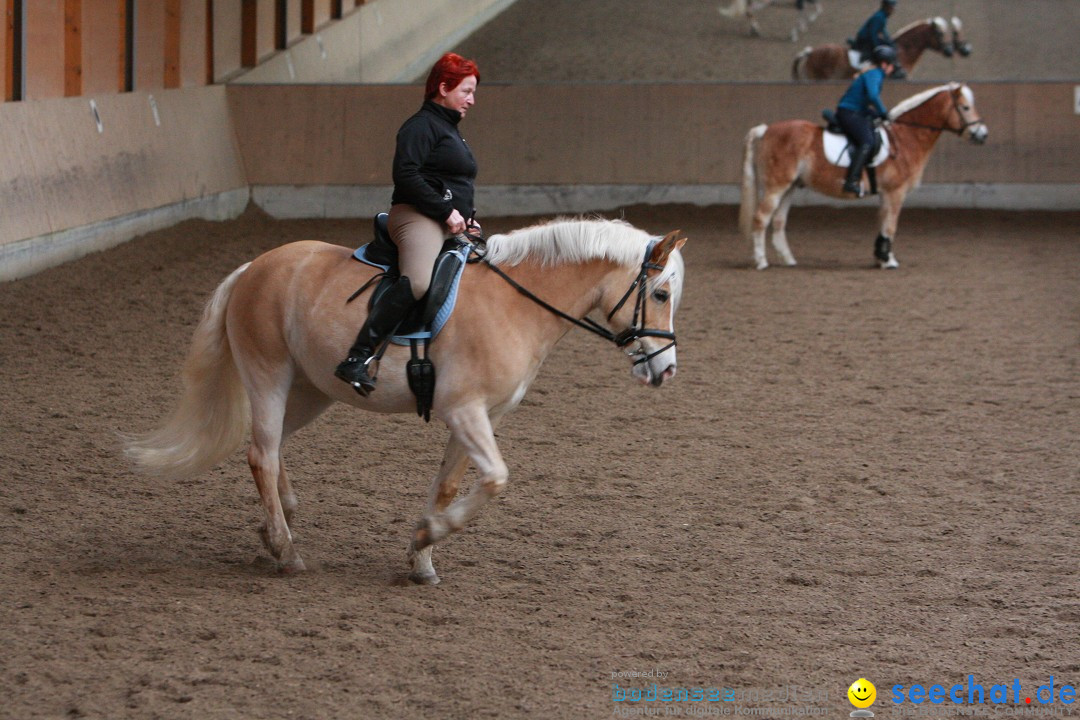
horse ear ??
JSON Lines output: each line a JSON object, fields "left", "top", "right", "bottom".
{"left": 650, "top": 230, "right": 687, "bottom": 264}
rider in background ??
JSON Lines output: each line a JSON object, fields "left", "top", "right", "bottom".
{"left": 835, "top": 45, "right": 896, "bottom": 197}
{"left": 851, "top": 0, "right": 906, "bottom": 78}
{"left": 335, "top": 52, "right": 481, "bottom": 395}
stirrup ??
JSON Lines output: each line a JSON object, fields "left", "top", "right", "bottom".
{"left": 335, "top": 355, "right": 377, "bottom": 395}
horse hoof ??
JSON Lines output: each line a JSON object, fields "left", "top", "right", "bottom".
{"left": 877, "top": 254, "right": 900, "bottom": 269}
{"left": 755, "top": 260, "right": 769, "bottom": 271}
{"left": 408, "top": 570, "right": 441, "bottom": 586}
{"left": 279, "top": 557, "right": 307, "bottom": 575}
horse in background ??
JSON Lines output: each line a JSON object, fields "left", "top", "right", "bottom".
{"left": 720, "top": 0, "right": 822, "bottom": 42}
{"left": 124, "top": 218, "right": 686, "bottom": 585}
{"left": 739, "top": 83, "right": 987, "bottom": 270}
{"left": 793, "top": 17, "right": 971, "bottom": 81}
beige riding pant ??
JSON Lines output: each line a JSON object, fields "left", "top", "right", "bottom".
{"left": 388, "top": 204, "right": 450, "bottom": 301}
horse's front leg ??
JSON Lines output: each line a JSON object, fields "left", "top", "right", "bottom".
{"left": 407, "top": 437, "right": 471, "bottom": 585}
{"left": 411, "top": 403, "right": 507, "bottom": 562}
{"left": 875, "top": 189, "right": 905, "bottom": 269}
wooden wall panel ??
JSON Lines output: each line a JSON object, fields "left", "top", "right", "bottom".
{"left": 284, "top": 0, "right": 301, "bottom": 46}
{"left": 0, "top": 85, "right": 246, "bottom": 247}
{"left": 258, "top": 0, "right": 275, "bottom": 60}
{"left": 178, "top": 0, "right": 206, "bottom": 87}
{"left": 212, "top": 0, "right": 240, "bottom": 81}
{"left": 25, "top": 0, "right": 64, "bottom": 99}
{"left": 133, "top": 0, "right": 164, "bottom": 90}
{"left": 228, "top": 83, "right": 1080, "bottom": 188}
{"left": 81, "top": 0, "right": 124, "bottom": 95}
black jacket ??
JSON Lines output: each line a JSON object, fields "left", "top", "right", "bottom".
{"left": 391, "top": 100, "right": 478, "bottom": 223}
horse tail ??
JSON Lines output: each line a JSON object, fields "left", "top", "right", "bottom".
{"left": 739, "top": 124, "right": 768, "bottom": 240}
{"left": 123, "top": 263, "right": 252, "bottom": 480}
{"left": 719, "top": 0, "right": 747, "bottom": 18}
{"left": 792, "top": 46, "right": 812, "bottom": 80}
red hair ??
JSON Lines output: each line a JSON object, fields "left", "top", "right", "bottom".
{"left": 424, "top": 53, "right": 480, "bottom": 101}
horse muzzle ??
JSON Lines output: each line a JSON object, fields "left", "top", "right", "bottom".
{"left": 957, "top": 42, "right": 973, "bottom": 56}
{"left": 967, "top": 123, "right": 988, "bottom": 145}
{"left": 628, "top": 342, "right": 677, "bottom": 388}
{"left": 942, "top": 44, "right": 954, "bottom": 58}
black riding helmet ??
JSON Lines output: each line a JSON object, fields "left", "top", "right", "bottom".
{"left": 872, "top": 45, "right": 898, "bottom": 64}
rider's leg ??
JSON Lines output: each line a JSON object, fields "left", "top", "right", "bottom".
{"left": 388, "top": 203, "right": 447, "bottom": 301}
{"left": 334, "top": 204, "right": 446, "bottom": 394}
{"left": 836, "top": 109, "right": 874, "bottom": 197}
{"left": 334, "top": 275, "right": 416, "bottom": 395}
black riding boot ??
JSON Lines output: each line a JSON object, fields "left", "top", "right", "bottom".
{"left": 843, "top": 144, "right": 873, "bottom": 197}
{"left": 335, "top": 276, "right": 416, "bottom": 395}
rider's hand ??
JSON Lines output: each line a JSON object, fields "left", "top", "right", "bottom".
{"left": 466, "top": 219, "right": 483, "bottom": 238}
{"left": 446, "top": 209, "right": 467, "bottom": 235}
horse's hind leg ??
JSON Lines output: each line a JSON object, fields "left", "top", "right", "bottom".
{"left": 247, "top": 377, "right": 324, "bottom": 573}
{"left": 770, "top": 186, "right": 799, "bottom": 266}
{"left": 752, "top": 186, "right": 786, "bottom": 270}
{"left": 278, "top": 381, "right": 333, "bottom": 526}
{"left": 410, "top": 403, "right": 507, "bottom": 561}
{"left": 407, "top": 437, "right": 472, "bottom": 585}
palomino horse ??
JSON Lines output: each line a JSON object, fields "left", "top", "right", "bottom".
{"left": 793, "top": 17, "right": 971, "bottom": 81}
{"left": 739, "top": 83, "right": 987, "bottom": 270}
{"left": 124, "top": 219, "right": 686, "bottom": 584}
{"left": 720, "top": 0, "right": 822, "bottom": 42}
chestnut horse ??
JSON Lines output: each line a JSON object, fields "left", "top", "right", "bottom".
{"left": 720, "top": 0, "right": 822, "bottom": 42}
{"left": 739, "top": 83, "right": 987, "bottom": 270}
{"left": 124, "top": 219, "right": 686, "bottom": 584}
{"left": 793, "top": 17, "right": 971, "bottom": 81}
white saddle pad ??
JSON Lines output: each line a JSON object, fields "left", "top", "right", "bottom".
{"left": 848, "top": 49, "right": 866, "bottom": 70}
{"left": 822, "top": 129, "right": 889, "bottom": 168}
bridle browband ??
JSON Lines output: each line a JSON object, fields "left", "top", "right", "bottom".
{"left": 887, "top": 85, "right": 981, "bottom": 137}
{"left": 468, "top": 235, "right": 677, "bottom": 366}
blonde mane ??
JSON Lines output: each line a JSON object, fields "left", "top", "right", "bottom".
{"left": 895, "top": 16, "right": 947, "bottom": 38}
{"left": 889, "top": 82, "right": 962, "bottom": 120}
{"left": 484, "top": 217, "right": 684, "bottom": 302}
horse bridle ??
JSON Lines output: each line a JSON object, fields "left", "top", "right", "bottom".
{"left": 469, "top": 235, "right": 677, "bottom": 366}
{"left": 888, "top": 86, "right": 981, "bottom": 137}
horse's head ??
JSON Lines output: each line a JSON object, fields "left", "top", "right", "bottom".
{"left": 930, "top": 17, "right": 955, "bottom": 57}
{"left": 605, "top": 230, "right": 686, "bottom": 388}
{"left": 951, "top": 17, "right": 973, "bottom": 57}
{"left": 949, "top": 84, "right": 988, "bottom": 144}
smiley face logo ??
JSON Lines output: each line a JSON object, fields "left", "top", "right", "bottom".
{"left": 848, "top": 678, "right": 877, "bottom": 709}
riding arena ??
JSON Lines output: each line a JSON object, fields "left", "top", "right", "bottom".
{"left": 2, "top": 1, "right": 1077, "bottom": 718}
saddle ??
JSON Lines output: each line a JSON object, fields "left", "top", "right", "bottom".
{"left": 820, "top": 109, "right": 890, "bottom": 168}
{"left": 349, "top": 213, "right": 474, "bottom": 421}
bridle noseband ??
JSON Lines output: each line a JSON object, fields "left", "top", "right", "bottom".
{"left": 470, "top": 236, "right": 677, "bottom": 367}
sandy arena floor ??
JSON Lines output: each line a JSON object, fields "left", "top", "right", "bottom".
{"left": 2, "top": 1, "right": 1078, "bottom": 718}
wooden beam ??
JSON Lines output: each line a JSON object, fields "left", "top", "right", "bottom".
{"left": 300, "top": 0, "right": 314, "bottom": 34}
{"left": 122, "top": 0, "right": 134, "bottom": 91}
{"left": 64, "top": 0, "right": 82, "bottom": 97}
{"left": 205, "top": 0, "right": 213, "bottom": 84}
{"left": 274, "top": 0, "right": 286, "bottom": 49}
{"left": 331, "top": 0, "right": 342, "bottom": 20}
{"left": 240, "top": 0, "right": 256, "bottom": 66}
{"left": 163, "top": 0, "right": 180, "bottom": 87}
{"left": 6, "top": 0, "right": 23, "bottom": 101}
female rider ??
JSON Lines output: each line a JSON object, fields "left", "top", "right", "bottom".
{"left": 335, "top": 52, "right": 481, "bottom": 395}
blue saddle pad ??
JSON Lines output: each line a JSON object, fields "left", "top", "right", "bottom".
{"left": 351, "top": 243, "right": 470, "bottom": 345}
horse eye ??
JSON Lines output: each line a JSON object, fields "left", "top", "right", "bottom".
{"left": 653, "top": 289, "right": 670, "bottom": 303}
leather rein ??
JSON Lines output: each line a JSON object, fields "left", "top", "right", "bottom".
{"left": 466, "top": 234, "right": 677, "bottom": 366}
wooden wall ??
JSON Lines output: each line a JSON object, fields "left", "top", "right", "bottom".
{"left": 2, "top": 0, "right": 369, "bottom": 98}
{"left": 228, "top": 82, "right": 1080, "bottom": 188}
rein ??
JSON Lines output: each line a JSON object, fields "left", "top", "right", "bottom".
{"left": 468, "top": 234, "right": 677, "bottom": 366}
